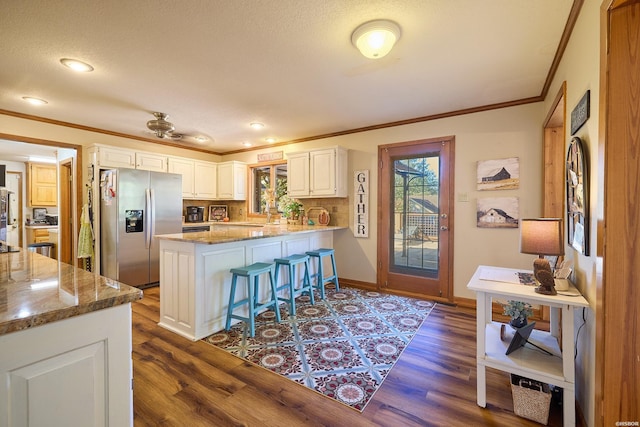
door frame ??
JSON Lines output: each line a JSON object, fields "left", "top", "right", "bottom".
{"left": 0, "top": 132, "right": 82, "bottom": 259}
{"left": 377, "top": 136, "right": 455, "bottom": 302}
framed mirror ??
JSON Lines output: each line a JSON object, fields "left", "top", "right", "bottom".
{"left": 566, "top": 137, "right": 589, "bottom": 255}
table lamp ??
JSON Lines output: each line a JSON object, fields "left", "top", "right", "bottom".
{"left": 520, "top": 218, "right": 564, "bottom": 295}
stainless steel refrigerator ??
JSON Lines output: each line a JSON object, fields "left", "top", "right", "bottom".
{"left": 100, "top": 168, "right": 182, "bottom": 288}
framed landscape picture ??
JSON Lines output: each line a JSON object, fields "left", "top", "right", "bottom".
{"left": 477, "top": 197, "right": 519, "bottom": 228}
{"left": 477, "top": 157, "right": 520, "bottom": 190}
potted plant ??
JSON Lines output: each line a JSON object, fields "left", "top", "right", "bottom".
{"left": 278, "top": 194, "right": 303, "bottom": 223}
{"left": 502, "top": 300, "right": 533, "bottom": 329}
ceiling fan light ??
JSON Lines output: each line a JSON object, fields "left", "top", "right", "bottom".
{"left": 351, "top": 19, "right": 401, "bottom": 59}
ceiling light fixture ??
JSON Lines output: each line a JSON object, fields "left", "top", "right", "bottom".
{"left": 22, "top": 96, "right": 48, "bottom": 105}
{"left": 60, "top": 58, "right": 94, "bottom": 72}
{"left": 250, "top": 122, "right": 264, "bottom": 130}
{"left": 243, "top": 142, "right": 253, "bottom": 147}
{"left": 351, "top": 19, "right": 401, "bottom": 59}
{"left": 265, "top": 137, "right": 276, "bottom": 143}
{"left": 194, "top": 136, "right": 208, "bottom": 143}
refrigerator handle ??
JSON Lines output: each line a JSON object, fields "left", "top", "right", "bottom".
{"left": 145, "top": 188, "right": 152, "bottom": 249}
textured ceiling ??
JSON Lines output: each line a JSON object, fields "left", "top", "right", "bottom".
{"left": 0, "top": 0, "right": 575, "bottom": 155}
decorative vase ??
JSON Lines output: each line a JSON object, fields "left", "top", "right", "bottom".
{"left": 509, "top": 317, "right": 527, "bottom": 329}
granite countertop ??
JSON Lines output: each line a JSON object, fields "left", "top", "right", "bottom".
{"left": 0, "top": 247, "right": 143, "bottom": 336}
{"left": 159, "top": 224, "right": 345, "bottom": 245}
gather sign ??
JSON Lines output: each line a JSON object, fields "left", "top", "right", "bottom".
{"left": 354, "top": 170, "right": 369, "bottom": 238}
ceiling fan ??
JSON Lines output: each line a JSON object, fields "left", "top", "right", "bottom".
{"left": 146, "top": 112, "right": 184, "bottom": 140}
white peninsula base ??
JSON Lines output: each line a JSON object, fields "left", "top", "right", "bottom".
{"left": 158, "top": 228, "right": 335, "bottom": 341}
{"left": 0, "top": 304, "right": 134, "bottom": 427}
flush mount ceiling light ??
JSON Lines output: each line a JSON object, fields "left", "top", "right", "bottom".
{"left": 250, "top": 122, "right": 264, "bottom": 130}
{"left": 60, "top": 58, "right": 94, "bottom": 72}
{"left": 242, "top": 142, "right": 253, "bottom": 147}
{"left": 351, "top": 19, "right": 401, "bottom": 59}
{"left": 22, "top": 96, "right": 48, "bottom": 105}
{"left": 265, "top": 137, "right": 277, "bottom": 143}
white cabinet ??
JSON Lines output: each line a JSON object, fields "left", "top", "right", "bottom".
{"left": 167, "top": 157, "right": 195, "bottom": 198}
{"left": 92, "top": 145, "right": 167, "bottom": 172}
{"left": 217, "top": 161, "right": 246, "bottom": 200}
{"left": 167, "top": 157, "right": 218, "bottom": 199}
{"left": 97, "top": 146, "right": 136, "bottom": 168}
{"left": 136, "top": 152, "right": 167, "bottom": 172}
{"left": 194, "top": 161, "right": 217, "bottom": 199}
{"left": 287, "top": 147, "right": 347, "bottom": 198}
{"left": 287, "top": 152, "right": 310, "bottom": 197}
{"left": 0, "top": 304, "right": 134, "bottom": 427}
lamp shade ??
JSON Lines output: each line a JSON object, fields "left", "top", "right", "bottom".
{"left": 520, "top": 218, "right": 564, "bottom": 256}
{"left": 351, "top": 20, "right": 401, "bottom": 59}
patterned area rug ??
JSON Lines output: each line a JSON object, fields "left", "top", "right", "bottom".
{"left": 203, "top": 285, "right": 435, "bottom": 411}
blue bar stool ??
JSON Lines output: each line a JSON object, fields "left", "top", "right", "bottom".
{"left": 305, "top": 248, "right": 340, "bottom": 299}
{"left": 274, "top": 254, "right": 315, "bottom": 316}
{"left": 225, "top": 262, "right": 281, "bottom": 337}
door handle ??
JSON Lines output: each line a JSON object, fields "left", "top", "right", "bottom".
{"left": 440, "top": 226, "right": 448, "bottom": 231}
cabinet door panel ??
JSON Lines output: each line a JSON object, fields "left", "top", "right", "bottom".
{"left": 310, "top": 149, "right": 336, "bottom": 196}
{"left": 168, "top": 158, "right": 195, "bottom": 198}
{"left": 287, "top": 152, "right": 310, "bottom": 197}
{"left": 194, "top": 161, "right": 216, "bottom": 199}
{"left": 9, "top": 341, "right": 106, "bottom": 427}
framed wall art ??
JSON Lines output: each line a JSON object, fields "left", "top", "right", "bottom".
{"left": 566, "top": 137, "right": 589, "bottom": 255}
{"left": 476, "top": 197, "right": 519, "bottom": 228}
{"left": 477, "top": 157, "right": 520, "bottom": 190}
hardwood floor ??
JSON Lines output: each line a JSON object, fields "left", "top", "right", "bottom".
{"left": 132, "top": 286, "right": 563, "bottom": 426}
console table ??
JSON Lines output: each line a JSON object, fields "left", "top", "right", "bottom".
{"left": 467, "top": 265, "right": 589, "bottom": 426}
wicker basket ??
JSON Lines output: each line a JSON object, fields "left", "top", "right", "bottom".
{"left": 510, "top": 374, "right": 552, "bottom": 425}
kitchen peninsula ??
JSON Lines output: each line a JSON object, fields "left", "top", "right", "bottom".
{"left": 0, "top": 246, "right": 142, "bottom": 426}
{"left": 156, "top": 223, "right": 345, "bottom": 341}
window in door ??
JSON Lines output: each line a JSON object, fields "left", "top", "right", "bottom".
{"left": 249, "top": 161, "right": 287, "bottom": 216}
{"left": 378, "top": 136, "right": 454, "bottom": 300}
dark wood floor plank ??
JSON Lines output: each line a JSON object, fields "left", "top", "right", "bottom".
{"left": 132, "top": 286, "right": 564, "bottom": 427}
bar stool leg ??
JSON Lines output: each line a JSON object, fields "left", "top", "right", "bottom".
{"left": 303, "top": 258, "right": 315, "bottom": 305}
{"left": 329, "top": 252, "right": 340, "bottom": 291}
{"left": 268, "top": 269, "right": 281, "bottom": 322}
{"left": 225, "top": 274, "right": 238, "bottom": 331}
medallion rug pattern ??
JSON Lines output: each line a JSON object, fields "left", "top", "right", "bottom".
{"left": 203, "top": 285, "right": 435, "bottom": 411}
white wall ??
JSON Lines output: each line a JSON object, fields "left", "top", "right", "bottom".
{"left": 224, "top": 102, "right": 545, "bottom": 300}
{"left": 542, "top": 0, "right": 600, "bottom": 424}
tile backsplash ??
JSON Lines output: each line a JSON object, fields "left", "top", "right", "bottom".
{"left": 182, "top": 198, "right": 349, "bottom": 227}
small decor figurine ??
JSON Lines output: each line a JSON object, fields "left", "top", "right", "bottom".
{"left": 502, "top": 300, "right": 533, "bottom": 329}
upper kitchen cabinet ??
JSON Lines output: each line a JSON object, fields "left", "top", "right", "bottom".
{"left": 194, "top": 161, "right": 217, "bottom": 199}
{"left": 167, "top": 157, "right": 218, "bottom": 199}
{"left": 287, "top": 147, "right": 348, "bottom": 198}
{"left": 135, "top": 152, "right": 167, "bottom": 172}
{"left": 217, "top": 161, "right": 246, "bottom": 200}
{"left": 28, "top": 163, "right": 57, "bottom": 207}
{"left": 94, "top": 145, "right": 136, "bottom": 168}
{"left": 89, "top": 145, "right": 167, "bottom": 172}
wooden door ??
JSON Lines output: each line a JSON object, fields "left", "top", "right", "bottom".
{"left": 377, "top": 136, "right": 454, "bottom": 301}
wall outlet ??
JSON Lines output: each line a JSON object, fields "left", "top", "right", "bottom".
{"left": 458, "top": 192, "right": 469, "bottom": 202}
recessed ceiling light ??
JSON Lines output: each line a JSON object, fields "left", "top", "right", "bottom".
{"left": 243, "top": 142, "right": 253, "bottom": 147}
{"left": 265, "top": 137, "right": 277, "bottom": 143}
{"left": 250, "top": 122, "right": 264, "bottom": 130}
{"left": 60, "top": 58, "right": 94, "bottom": 72}
{"left": 22, "top": 96, "right": 48, "bottom": 105}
